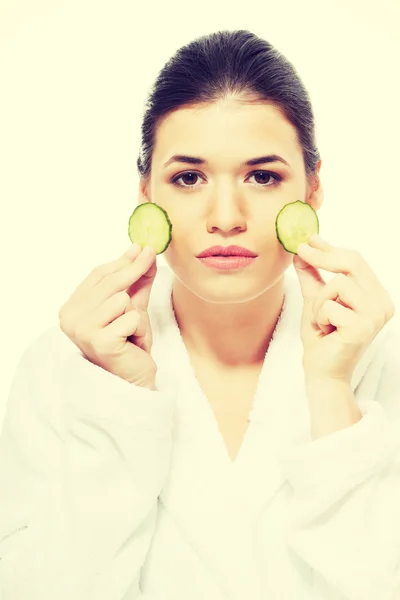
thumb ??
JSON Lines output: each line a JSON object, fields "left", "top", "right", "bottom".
{"left": 127, "top": 249, "right": 158, "bottom": 312}
{"left": 293, "top": 254, "right": 325, "bottom": 302}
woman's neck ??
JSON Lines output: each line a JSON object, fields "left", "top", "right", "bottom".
{"left": 171, "top": 276, "right": 285, "bottom": 368}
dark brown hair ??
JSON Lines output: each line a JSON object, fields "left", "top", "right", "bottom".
{"left": 137, "top": 29, "right": 320, "bottom": 181}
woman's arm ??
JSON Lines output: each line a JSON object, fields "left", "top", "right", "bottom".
{"left": 277, "top": 326, "right": 400, "bottom": 600}
{"left": 0, "top": 327, "right": 175, "bottom": 600}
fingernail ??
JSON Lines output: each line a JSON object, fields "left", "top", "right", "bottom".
{"left": 298, "top": 242, "right": 311, "bottom": 253}
{"left": 142, "top": 245, "right": 154, "bottom": 257}
{"left": 126, "top": 242, "right": 141, "bottom": 257}
{"left": 309, "top": 233, "right": 325, "bottom": 243}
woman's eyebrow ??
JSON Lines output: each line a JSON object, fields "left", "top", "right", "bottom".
{"left": 163, "top": 154, "right": 291, "bottom": 168}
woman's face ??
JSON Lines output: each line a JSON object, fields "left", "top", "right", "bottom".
{"left": 139, "top": 97, "right": 322, "bottom": 304}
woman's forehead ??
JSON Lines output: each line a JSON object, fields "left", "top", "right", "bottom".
{"left": 153, "top": 101, "right": 301, "bottom": 170}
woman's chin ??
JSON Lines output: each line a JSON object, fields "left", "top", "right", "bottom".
{"left": 187, "top": 278, "right": 281, "bottom": 305}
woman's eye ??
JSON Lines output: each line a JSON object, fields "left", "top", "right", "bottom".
{"left": 247, "top": 171, "right": 282, "bottom": 186}
{"left": 170, "top": 170, "right": 282, "bottom": 190}
{"left": 172, "top": 172, "right": 202, "bottom": 188}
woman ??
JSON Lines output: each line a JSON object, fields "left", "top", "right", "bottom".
{"left": 0, "top": 29, "right": 399, "bottom": 600}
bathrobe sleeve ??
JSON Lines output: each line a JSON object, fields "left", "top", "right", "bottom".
{"left": 0, "top": 327, "right": 175, "bottom": 600}
{"left": 277, "top": 324, "right": 400, "bottom": 600}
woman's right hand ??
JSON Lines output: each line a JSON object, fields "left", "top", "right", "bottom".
{"left": 58, "top": 243, "right": 159, "bottom": 390}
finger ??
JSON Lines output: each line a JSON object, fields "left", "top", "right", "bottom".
{"left": 127, "top": 307, "right": 153, "bottom": 353}
{"left": 293, "top": 254, "right": 325, "bottom": 301}
{"left": 312, "top": 273, "right": 371, "bottom": 323}
{"left": 314, "top": 321, "right": 336, "bottom": 336}
{"left": 307, "top": 233, "right": 334, "bottom": 251}
{"left": 60, "top": 245, "right": 157, "bottom": 328}
{"left": 100, "top": 308, "right": 147, "bottom": 346}
{"left": 317, "top": 300, "right": 375, "bottom": 342}
{"left": 297, "top": 242, "right": 377, "bottom": 289}
{"left": 84, "top": 290, "right": 132, "bottom": 329}
{"left": 74, "top": 243, "right": 143, "bottom": 295}
{"left": 96, "top": 246, "right": 157, "bottom": 306}
{"left": 126, "top": 249, "right": 158, "bottom": 312}
{"left": 317, "top": 299, "right": 354, "bottom": 330}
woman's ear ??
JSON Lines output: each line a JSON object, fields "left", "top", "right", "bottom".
{"left": 307, "top": 160, "right": 324, "bottom": 212}
{"left": 137, "top": 177, "right": 152, "bottom": 205}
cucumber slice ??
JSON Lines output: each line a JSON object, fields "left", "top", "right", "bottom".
{"left": 276, "top": 200, "right": 319, "bottom": 254}
{"left": 128, "top": 202, "right": 172, "bottom": 255}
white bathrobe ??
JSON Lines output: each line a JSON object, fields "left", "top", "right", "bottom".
{"left": 1, "top": 263, "right": 400, "bottom": 600}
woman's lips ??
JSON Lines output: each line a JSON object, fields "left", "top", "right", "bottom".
{"left": 197, "top": 256, "right": 257, "bottom": 270}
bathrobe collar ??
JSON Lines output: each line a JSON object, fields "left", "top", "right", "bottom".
{"left": 148, "top": 264, "right": 390, "bottom": 599}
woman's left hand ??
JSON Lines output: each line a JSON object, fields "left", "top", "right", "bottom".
{"left": 293, "top": 234, "right": 395, "bottom": 383}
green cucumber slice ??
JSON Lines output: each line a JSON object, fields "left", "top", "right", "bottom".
{"left": 275, "top": 200, "right": 319, "bottom": 254}
{"left": 128, "top": 202, "right": 172, "bottom": 255}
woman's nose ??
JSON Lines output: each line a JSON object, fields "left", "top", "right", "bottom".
{"left": 206, "top": 183, "right": 247, "bottom": 233}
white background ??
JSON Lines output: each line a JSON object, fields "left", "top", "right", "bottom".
{"left": 1, "top": 0, "right": 399, "bottom": 424}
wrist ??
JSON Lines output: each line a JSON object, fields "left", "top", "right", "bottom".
{"left": 303, "top": 377, "right": 362, "bottom": 440}
{"left": 304, "top": 373, "right": 351, "bottom": 388}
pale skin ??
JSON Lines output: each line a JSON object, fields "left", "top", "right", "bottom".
{"left": 136, "top": 94, "right": 323, "bottom": 459}
{"left": 138, "top": 95, "right": 323, "bottom": 369}
{"left": 136, "top": 94, "right": 394, "bottom": 455}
